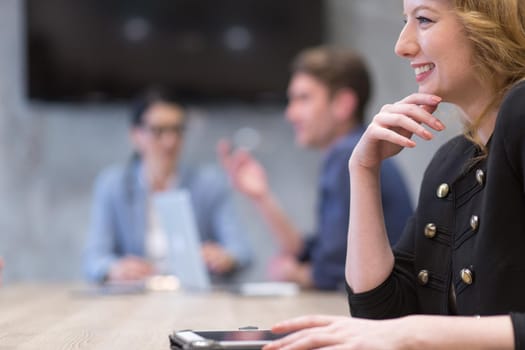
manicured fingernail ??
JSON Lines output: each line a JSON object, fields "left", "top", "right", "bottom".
{"left": 434, "top": 120, "right": 445, "bottom": 130}
{"left": 432, "top": 96, "right": 442, "bottom": 103}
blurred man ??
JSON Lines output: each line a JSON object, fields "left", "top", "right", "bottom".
{"left": 84, "top": 91, "right": 251, "bottom": 283}
{"left": 219, "top": 46, "right": 413, "bottom": 290}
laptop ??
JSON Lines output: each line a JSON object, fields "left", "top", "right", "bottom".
{"left": 152, "top": 189, "right": 212, "bottom": 292}
{"left": 152, "top": 189, "right": 300, "bottom": 296}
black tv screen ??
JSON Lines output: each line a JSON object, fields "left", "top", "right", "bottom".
{"left": 25, "top": 0, "right": 325, "bottom": 104}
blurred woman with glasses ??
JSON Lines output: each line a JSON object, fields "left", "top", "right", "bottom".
{"left": 84, "top": 90, "right": 251, "bottom": 284}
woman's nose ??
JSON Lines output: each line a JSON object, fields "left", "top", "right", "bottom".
{"left": 394, "top": 24, "right": 418, "bottom": 59}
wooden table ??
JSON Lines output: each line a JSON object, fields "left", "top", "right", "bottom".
{"left": 0, "top": 284, "right": 348, "bottom": 349}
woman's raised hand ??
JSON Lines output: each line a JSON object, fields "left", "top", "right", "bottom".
{"left": 350, "top": 93, "right": 444, "bottom": 170}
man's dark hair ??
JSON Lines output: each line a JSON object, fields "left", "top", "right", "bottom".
{"left": 291, "top": 46, "right": 372, "bottom": 124}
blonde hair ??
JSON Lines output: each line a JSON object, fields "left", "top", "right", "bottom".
{"left": 453, "top": 0, "right": 525, "bottom": 153}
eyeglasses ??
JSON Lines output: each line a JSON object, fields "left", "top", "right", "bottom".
{"left": 142, "top": 123, "right": 186, "bottom": 139}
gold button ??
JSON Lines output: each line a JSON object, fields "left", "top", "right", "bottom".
{"left": 476, "top": 169, "right": 485, "bottom": 186}
{"left": 460, "top": 268, "right": 474, "bottom": 285}
{"left": 470, "top": 215, "right": 479, "bottom": 231}
{"left": 424, "top": 223, "right": 437, "bottom": 238}
{"left": 418, "top": 270, "right": 429, "bottom": 285}
{"left": 436, "top": 183, "right": 450, "bottom": 198}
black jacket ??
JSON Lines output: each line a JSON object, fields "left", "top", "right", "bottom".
{"left": 348, "top": 81, "right": 525, "bottom": 349}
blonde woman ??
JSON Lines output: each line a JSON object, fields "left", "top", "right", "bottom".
{"left": 265, "top": 0, "right": 525, "bottom": 348}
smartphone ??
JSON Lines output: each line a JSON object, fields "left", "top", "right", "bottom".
{"left": 169, "top": 329, "right": 287, "bottom": 350}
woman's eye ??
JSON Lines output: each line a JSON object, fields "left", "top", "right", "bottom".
{"left": 416, "top": 16, "right": 433, "bottom": 24}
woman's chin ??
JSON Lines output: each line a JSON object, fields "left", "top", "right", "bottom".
{"left": 417, "top": 85, "right": 431, "bottom": 93}
{"left": 418, "top": 85, "right": 443, "bottom": 98}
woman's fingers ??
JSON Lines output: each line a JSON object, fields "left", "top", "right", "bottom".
{"left": 363, "top": 95, "right": 444, "bottom": 151}
{"left": 367, "top": 124, "right": 416, "bottom": 148}
{"left": 273, "top": 332, "right": 340, "bottom": 350}
{"left": 272, "top": 315, "right": 338, "bottom": 333}
{"left": 379, "top": 112, "right": 434, "bottom": 138}
{"left": 265, "top": 316, "right": 346, "bottom": 350}
{"left": 349, "top": 94, "right": 444, "bottom": 169}
{"left": 395, "top": 93, "right": 444, "bottom": 129}
{"left": 377, "top": 102, "right": 444, "bottom": 132}
{"left": 420, "top": 103, "right": 439, "bottom": 115}
{"left": 265, "top": 328, "right": 326, "bottom": 350}
{"left": 398, "top": 92, "right": 442, "bottom": 106}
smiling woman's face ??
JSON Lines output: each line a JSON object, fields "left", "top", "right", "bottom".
{"left": 132, "top": 102, "right": 186, "bottom": 173}
{"left": 395, "top": 0, "right": 480, "bottom": 104}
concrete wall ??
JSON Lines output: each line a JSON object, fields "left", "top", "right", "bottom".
{"left": 0, "top": 0, "right": 462, "bottom": 283}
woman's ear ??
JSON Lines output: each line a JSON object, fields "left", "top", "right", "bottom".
{"left": 332, "top": 88, "right": 358, "bottom": 123}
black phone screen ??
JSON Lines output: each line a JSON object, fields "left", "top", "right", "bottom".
{"left": 194, "top": 330, "right": 284, "bottom": 342}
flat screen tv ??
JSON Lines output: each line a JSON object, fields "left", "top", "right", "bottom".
{"left": 25, "top": 0, "right": 325, "bottom": 104}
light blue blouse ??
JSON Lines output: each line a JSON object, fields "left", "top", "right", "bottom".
{"left": 83, "top": 159, "right": 252, "bottom": 283}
